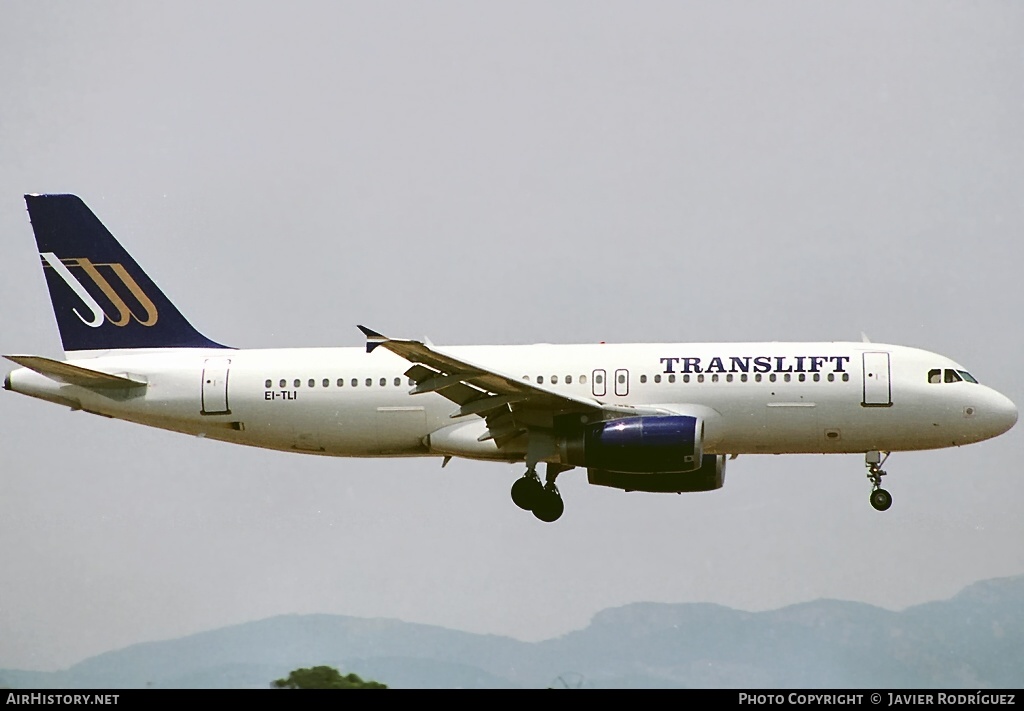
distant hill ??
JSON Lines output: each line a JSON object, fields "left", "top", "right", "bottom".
{"left": 3, "top": 575, "right": 1022, "bottom": 689}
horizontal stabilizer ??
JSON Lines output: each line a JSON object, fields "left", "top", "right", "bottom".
{"left": 4, "top": 355, "right": 147, "bottom": 389}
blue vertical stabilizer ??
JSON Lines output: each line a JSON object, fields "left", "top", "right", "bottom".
{"left": 24, "top": 194, "right": 229, "bottom": 353}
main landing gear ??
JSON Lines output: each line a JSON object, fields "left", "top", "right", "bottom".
{"left": 865, "top": 451, "right": 892, "bottom": 512}
{"left": 511, "top": 463, "right": 570, "bottom": 522}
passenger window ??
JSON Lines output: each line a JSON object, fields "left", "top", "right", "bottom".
{"left": 279, "top": 379, "right": 286, "bottom": 388}
{"left": 365, "top": 378, "right": 372, "bottom": 387}
{"left": 740, "top": 374, "right": 748, "bottom": 382}
{"left": 755, "top": 374, "right": 762, "bottom": 382}
{"left": 408, "top": 378, "right": 415, "bottom": 386}
{"left": 380, "top": 377, "right": 386, "bottom": 387}
{"left": 617, "top": 374, "right": 626, "bottom": 384}
{"left": 726, "top": 374, "right": 733, "bottom": 383}
{"left": 522, "top": 375, "right": 530, "bottom": 381}
{"left": 265, "top": 379, "right": 272, "bottom": 388}
{"left": 769, "top": 374, "right": 777, "bottom": 383}
{"left": 711, "top": 374, "right": 719, "bottom": 383}
{"left": 828, "top": 373, "right": 835, "bottom": 382}
{"left": 654, "top": 374, "right": 661, "bottom": 383}
{"left": 338, "top": 378, "right": 344, "bottom": 387}
{"left": 537, "top": 376, "right": 544, "bottom": 384}
{"left": 595, "top": 374, "right": 603, "bottom": 384}
{"left": 551, "top": 375, "right": 559, "bottom": 384}
{"left": 323, "top": 378, "right": 330, "bottom": 388}
{"left": 352, "top": 378, "right": 358, "bottom": 387}
{"left": 813, "top": 373, "right": 820, "bottom": 382}
{"left": 944, "top": 369, "right": 962, "bottom": 383}
{"left": 842, "top": 373, "right": 850, "bottom": 382}
{"left": 928, "top": 369, "right": 942, "bottom": 384}
{"left": 640, "top": 375, "right": 647, "bottom": 384}
{"left": 683, "top": 374, "right": 690, "bottom": 383}
{"left": 798, "top": 373, "right": 805, "bottom": 382}
{"left": 294, "top": 379, "right": 301, "bottom": 388}
{"left": 580, "top": 375, "right": 587, "bottom": 384}
{"left": 566, "top": 375, "right": 573, "bottom": 384}
{"left": 697, "top": 374, "right": 705, "bottom": 383}
{"left": 308, "top": 379, "right": 315, "bottom": 388}
{"left": 395, "top": 377, "right": 401, "bottom": 386}
{"left": 783, "top": 374, "right": 791, "bottom": 382}
{"left": 668, "top": 374, "right": 676, "bottom": 383}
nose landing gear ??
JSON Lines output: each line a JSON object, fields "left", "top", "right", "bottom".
{"left": 865, "top": 451, "right": 892, "bottom": 511}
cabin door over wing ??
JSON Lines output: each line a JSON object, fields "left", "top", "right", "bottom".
{"left": 614, "top": 368, "right": 630, "bottom": 397}
{"left": 201, "top": 357, "right": 232, "bottom": 415}
{"left": 861, "top": 351, "right": 892, "bottom": 407}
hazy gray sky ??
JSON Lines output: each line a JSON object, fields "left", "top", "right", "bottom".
{"left": 2, "top": 1, "right": 1022, "bottom": 671}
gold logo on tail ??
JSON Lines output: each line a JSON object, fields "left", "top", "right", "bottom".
{"left": 42, "top": 254, "right": 159, "bottom": 327}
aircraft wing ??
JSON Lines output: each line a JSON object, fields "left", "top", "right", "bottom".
{"left": 358, "top": 326, "right": 660, "bottom": 447}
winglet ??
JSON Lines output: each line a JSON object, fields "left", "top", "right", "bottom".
{"left": 357, "top": 325, "right": 387, "bottom": 353}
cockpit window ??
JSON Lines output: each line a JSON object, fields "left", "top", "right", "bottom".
{"left": 929, "top": 368, "right": 978, "bottom": 384}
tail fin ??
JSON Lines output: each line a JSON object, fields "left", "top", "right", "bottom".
{"left": 24, "top": 194, "right": 228, "bottom": 354}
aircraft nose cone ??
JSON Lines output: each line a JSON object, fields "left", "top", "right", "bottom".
{"left": 989, "top": 391, "right": 1018, "bottom": 436}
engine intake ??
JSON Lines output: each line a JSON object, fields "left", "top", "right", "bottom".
{"left": 562, "top": 415, "right": 703, "bottom": 473}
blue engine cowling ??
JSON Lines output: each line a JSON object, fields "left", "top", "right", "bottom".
{"left": 587, "top": 454, "right": 726, "bottom": 493}
{"left": 562, "top": 415, "right": 703, "bottom": 473}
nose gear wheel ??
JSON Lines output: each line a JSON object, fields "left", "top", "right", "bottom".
{"left": 865, "top": 451, "right": 892, "bottom": 511}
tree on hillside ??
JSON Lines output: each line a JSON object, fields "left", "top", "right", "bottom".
{"left": 272, "top": 665, "right": 387, "bottom": 689}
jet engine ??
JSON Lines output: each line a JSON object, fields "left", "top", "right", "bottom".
{"left": 587, "top": 453, "right": 727, "bottom": 493}
{"left": 561, "top": 415, "right": 704, "bottom": 473}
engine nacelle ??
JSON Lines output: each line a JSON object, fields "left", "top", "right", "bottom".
{"left": 562, "top": 415, "right": 703, "bottom": 473}
{"left": 587, "top": 454, "right": 727, "bottom": 493}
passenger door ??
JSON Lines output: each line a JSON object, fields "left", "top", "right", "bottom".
{"left": 201, "top": 357, "right": 231, "bottom": 415}
{"left": 861, "top": 352, "right": 892, "bottom": 407}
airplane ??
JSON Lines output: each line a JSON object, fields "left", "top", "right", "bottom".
{"left": 4, "top": 194, "right": 1018, "bottom": 522}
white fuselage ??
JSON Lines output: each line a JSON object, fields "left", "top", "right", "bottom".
{"left": 5, "top": 341, "right": 1017, "bottom": 464}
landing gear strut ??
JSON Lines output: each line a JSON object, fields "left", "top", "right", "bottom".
{"left": 865, "top": 451, "right": 892, "bottom": 511}
{"left": 511, "top": 463, "right": 570, "bottom": 522}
